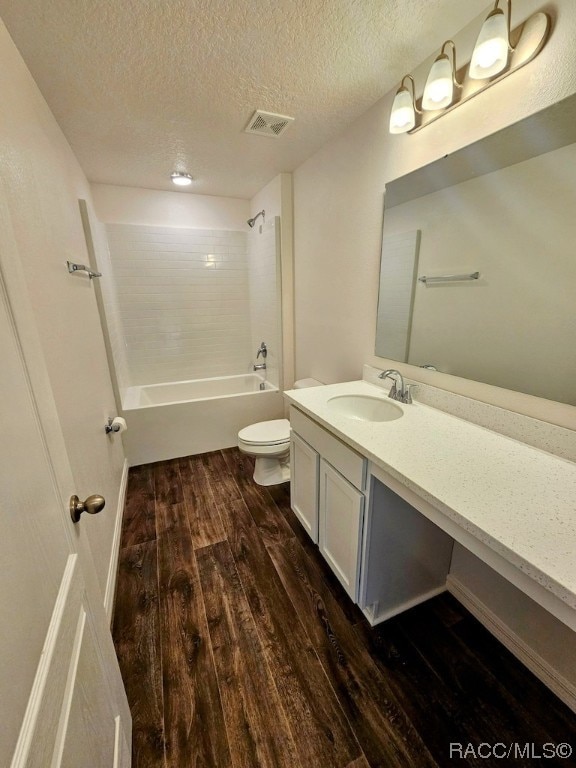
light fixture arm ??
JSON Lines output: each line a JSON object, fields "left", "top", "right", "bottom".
{"left": 400, "top": 75, "right": 422, "bottom": 115}
{"left": 493, "top": 0, "right": 515, "bottom": 51}
{"left": 440, "top": 40, "right": 462, "bottom": 87}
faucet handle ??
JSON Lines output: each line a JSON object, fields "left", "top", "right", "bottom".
{"left": 403, "top": 384, "right": 416, "bottom": 404}
{"left": 257, "top": 341, "right": 268, "bottom": 359}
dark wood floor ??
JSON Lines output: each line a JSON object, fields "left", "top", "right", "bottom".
{"left": 112, "top": 448, "right": 576, "bottom": 768}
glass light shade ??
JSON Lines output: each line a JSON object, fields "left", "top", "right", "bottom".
{"left": 469, "top": 10, "right": 509, "bottom": 79}
{"left": 171, "top": 172, "right": 193, "bottom": 186}
{"left": 422, "top": 55, "right": 454, "bottom": 110}
{"left": 389, "top": 88, "right": 416, "bottom": 134}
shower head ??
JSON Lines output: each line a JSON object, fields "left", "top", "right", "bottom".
{"left": 247, "top": 210, "right": 265, "bottom": 228}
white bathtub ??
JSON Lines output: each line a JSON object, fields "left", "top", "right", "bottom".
{"left": 122, "top": 374, "right": 284, "bottom": 466}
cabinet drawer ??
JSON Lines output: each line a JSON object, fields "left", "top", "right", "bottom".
{"left": 290, "top": 406, "right": 366, "bottom": 490}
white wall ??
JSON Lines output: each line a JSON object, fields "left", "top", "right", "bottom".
{"left": 92, "top": 183, "right": 249, "bottom": 229}
{"left": 0, "top": 20, "right": 126, "bottom": 599}
{"left": 450, "top": 545, "right": 576, "bottom": 695}
{"left": 293, "top": 0, "right": 576, "bottom": 430}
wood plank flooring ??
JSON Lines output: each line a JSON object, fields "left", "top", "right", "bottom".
{"left": 113, "top": 449, "right": 576, "bottom": 768}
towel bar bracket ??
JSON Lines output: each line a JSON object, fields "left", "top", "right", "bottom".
{"left": 67, "top": 260, "right": 102, "bottom": 279}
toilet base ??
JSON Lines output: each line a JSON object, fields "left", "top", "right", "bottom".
{"left": 253, "top": 455, "right": 290, "bottom": 486}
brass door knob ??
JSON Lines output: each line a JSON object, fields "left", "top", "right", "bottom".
{"left": 70, "top": 494, "right": 106, "bottom": 523}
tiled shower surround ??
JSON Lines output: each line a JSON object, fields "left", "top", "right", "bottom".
{"left": 106, "top": 224, "right": 256, "bottom": 387}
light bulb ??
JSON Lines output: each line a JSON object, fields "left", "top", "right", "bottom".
{"left": 170, "top": 172, "right": 193, "bottom": 186}
{"left": 389, "top": 88, "right": 416, "bottom": 133}
{"left": 469, "top": 9, "right": 509, "bottom": 79}
{"left": 422, "top": 55, "right": 454, "bottom": 110}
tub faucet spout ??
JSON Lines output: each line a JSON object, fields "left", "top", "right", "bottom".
{"left": 253, "top": 363, "right": 266, "bottom": 371}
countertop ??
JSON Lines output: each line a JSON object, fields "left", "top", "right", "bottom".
{"left": 284, "top": 380, "right": 576, "bottom": 611}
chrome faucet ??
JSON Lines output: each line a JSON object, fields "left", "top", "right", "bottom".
{"left": 254, "top": 342, "right": 267, "bottom": 371}
{"left": 378, "top": 369, "right": 414, "bottom": 404}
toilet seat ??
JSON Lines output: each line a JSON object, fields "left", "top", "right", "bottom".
{"left": 238, "top": 419, "right": 290, "bottom": 446}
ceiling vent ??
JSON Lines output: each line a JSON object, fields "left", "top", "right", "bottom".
{"left": 245, "top": 110, "right": 294, "bottom": 138}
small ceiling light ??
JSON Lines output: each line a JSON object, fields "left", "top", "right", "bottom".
{"left": 469, "top": 0, "right": 512, "bottom": 80}
{"left": 170, "top": 172, "right": 193, "bottom": 186}
{"left": 422, "top": 41, "right": 460, "bottom": 111}
{"left": 389, "top": 75, "right": 419, "bottom": 134}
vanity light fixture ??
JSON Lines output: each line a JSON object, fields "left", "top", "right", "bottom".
{"left": 388, "top": 1, "right": 550, "bottom": 134}
{"left": 469, "top": 0, "right": 512, "bottom": 80}
{"left": 170, "top": 172, "right": 193, "bottom": 186}
{"left": 389, "top": 75, "right": 420, "bottom": 134}
{"left": 422, "top": 41, "right": 460, "bottom": 111}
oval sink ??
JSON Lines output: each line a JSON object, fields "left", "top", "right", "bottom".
{"left": 326, "top": 394, "right": 403, "bottom": 422}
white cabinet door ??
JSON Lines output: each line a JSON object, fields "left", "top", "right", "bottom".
{"left": 319, "top": 459, "right": 364, "bottom": 601}
{"left": 290, "top": 432, "right": 319, "bottom": 542}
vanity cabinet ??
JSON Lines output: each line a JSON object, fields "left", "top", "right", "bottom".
{"left": 289, "top": 404, "right": 454, "bottom": 622}
{"left": 290, "top": 406, "right": 366, "bottom": 601}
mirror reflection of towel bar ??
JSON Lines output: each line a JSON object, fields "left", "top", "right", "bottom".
{"left": 418, "top": 271, "right": 479, "bottom": 285}
{"left": 67, "top": 260, "right": 102, "bottom": 279}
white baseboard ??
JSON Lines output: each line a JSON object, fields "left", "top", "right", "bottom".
{"left": 447, "top": 575, "right": 576, "bottom": 713}
{"left": 104, "top": 459, "right": 129, "bottom": 624}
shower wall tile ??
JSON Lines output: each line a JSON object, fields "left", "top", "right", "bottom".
{"left": 106, "top": 224, "right": 251, "bottom": 386}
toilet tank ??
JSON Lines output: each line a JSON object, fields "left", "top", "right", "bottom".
{"left": 293, "top": 378, "right": 323, "bottom": 389}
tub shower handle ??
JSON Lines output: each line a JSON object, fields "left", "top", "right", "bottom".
{"left": 257, "top": 342, "right": 267, "bottom": 359}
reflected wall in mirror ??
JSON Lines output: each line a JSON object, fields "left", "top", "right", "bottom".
{"left": 376, "top": 93, "right": 576, "bottom": 405}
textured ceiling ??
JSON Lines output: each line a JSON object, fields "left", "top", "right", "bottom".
{"left": 0, "top": 0, "right": 490, "bottom": 198}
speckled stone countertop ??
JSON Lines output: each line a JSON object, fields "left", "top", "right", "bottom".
{"left": 284, "top": 380, "right": 576, "bottom": 611}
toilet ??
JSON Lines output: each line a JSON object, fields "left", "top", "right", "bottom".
{"left": 238, "top": 378, "right": 322, "bottom": 486}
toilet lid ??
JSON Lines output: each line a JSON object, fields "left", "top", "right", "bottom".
{"left": 238, "top": 419, "right": 290, "bottom": 445}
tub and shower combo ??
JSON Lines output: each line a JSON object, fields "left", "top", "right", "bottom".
{"left": 98, "top": 216, "right": 294, "bottom": 472}
{"left": 122, "top": 373, "right": 283, "bottom": 466}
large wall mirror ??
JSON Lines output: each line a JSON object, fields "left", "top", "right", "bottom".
{"left": 376, "top": 93, "right": 576, "bottom": 406}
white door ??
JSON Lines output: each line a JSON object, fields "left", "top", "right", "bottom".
{"left": 0, "top": 236, "right": 130, "bottom": 765}
{"left": 319, "top": 459, "right": 365, "bottom": 602}
{"left": 290, "top": 432, "right": 320, "bottom": 542}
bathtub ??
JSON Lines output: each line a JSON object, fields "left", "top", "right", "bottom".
{"left": 122, "top": 374, "right": 284, "bottom": 466}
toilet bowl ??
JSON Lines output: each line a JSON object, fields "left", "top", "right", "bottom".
{"left": 238, "top": 378, "right": 322, "bottom": 486}
{"left": 238, "top": 419, "right": 291, "bottom": 485}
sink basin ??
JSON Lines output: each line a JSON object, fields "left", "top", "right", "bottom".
{"left": 326, "top": 394, "right": 403, "bottom": 422}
